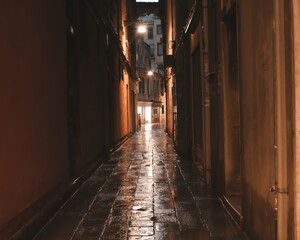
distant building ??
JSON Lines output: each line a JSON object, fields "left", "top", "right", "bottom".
{"left": 136, "top": 38, "right": 151, "bottom": 70}
{"left": 137, "top": 69, "right": 165, "bottom": 124}
{"left": 138, "top": 14, "right": 164, "bottom": 76}
{"left": 136, "top": 14, "right": 165, "bottom": 125}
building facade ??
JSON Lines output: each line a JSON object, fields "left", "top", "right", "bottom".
{"left": 137, "top": 69, "right": 165, "bottom": 124}
{"left": 0, "top": 0, "right": 137, "bottom": 239}
{"left": 136, "top": 18, "right": 165, "bottom": 125}
{"left": 4, "top": 0, "right": 300, "bottom": 239}
{"left": 161, "top": 0, "right": 297, "bottom": 239}
{"left": 138, "top": 14, "right": 164, "bottom": 75}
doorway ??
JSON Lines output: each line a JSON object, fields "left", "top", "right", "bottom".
{"left": 152, "top": 107, "right": 159, "bottom": 123}
{"left": 192, "top": 46, "right": 205, "bottom": 178}
{"left": 131, "top": 90, "right": 136, "bottom": 133}
{"left": 145, "top": 107, "right": 152, "bottom": 124}
{"left": 222, "top": 4, "right": 241, "bottom": 216}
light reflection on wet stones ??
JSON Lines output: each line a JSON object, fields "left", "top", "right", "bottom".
{"left": 34, "top": 124, "right": 248, "bottom": 240}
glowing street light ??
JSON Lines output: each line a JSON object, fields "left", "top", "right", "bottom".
{"left": 148, "top": 71, "right": 153, "bottom": 76}
{"left": 138, "top": 25, "right": 146, "bottom": 33}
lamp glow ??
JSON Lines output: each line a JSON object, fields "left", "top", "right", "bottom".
{"left": 148, "top": 71, "right": 153, "bottom": 76}
{"left": 138, "top": 25, "right": 146, "bottom": 33}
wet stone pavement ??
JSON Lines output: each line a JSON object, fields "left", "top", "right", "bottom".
{"left": 34, "top": 124, "right": 249, "bottom": 240}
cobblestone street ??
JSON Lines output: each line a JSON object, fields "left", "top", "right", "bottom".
{"left": 34, "top": 124, "right": 248, "bottom": 240}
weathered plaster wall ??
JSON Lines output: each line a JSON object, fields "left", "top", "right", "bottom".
{"left": 293, "top": 0, "right": 300, "bottom": 238}
{"left": 165, "top": 0, "right": 174, "bottom": 138}
{"left": 166, "top": 68, "right": 174, "bottom": 137}
{"left": 221, "top": 9, "right": 241, "bottom": 196}
{"left": 0, "top": 0, "right": 69, "bottom": 230}
{"left": 77, "top": 9, "right": 108, "bottom": 174}
{"left": 136, "top": 39, "right": 151, "bottom": 70}
{"left": 113, "top": 73, "right": 130, "bottom": 141}
{"left": 0, "top": 0, "right": 137, "bottom": 236}
{"left": 237, "top": 1, "right": 276, "bottom": 239}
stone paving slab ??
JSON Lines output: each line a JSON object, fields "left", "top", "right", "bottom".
{"left": 34, "top": 124, "right": 249, "bottom": 240}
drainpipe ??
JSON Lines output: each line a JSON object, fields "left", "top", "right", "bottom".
{"left": 272, "top": 0, "right": 288, "bottom": 239}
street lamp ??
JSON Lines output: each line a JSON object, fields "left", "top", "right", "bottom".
{"left": 148, "top": 71, "right": 153, "bottom": 76}
{"left": 137, "top": 25, "right": 147, "bottom": 33}
{"left": 124, "top": 20, "right": 147, "bottom": 33}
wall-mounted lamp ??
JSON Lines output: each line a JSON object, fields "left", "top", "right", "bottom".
{"left": 69, "top": 25, "right": 75, "bottom": 35}
{"left": 137, "top": 25, "right": 147, "bottom": 33}
{"left": 124, "top": 19, "right": 145, "bottom": 29}
{"left": 123, "top": 19, "right": 147, "bottom": 34}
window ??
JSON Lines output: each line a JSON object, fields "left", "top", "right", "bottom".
{"left": 151, "top": 60, "right": 155, "bottom": 70}
{"left": 161, "top": 83, "right": 164, "bottom": 95}
{"left": 148, "top": 27, "right": 153, "bottom": 39}
{"left": 162, "top": 105, "right": 164, "bottom": 114}
{"left": 139, "top": 78, "right": 145, "bottom": 93}
{"left": 150, "top": 44, "right": 155, "bottom": 57}
{"left": 153, "top": 109, "right": 158, "bottom": 114}
{"left": 158, "top": 64, "right": 164, "bottom": 76}
{"left": 147, "top": 79, "right": 150, "bottom": 95}
{"left": 157, "top": 43, "right": 163, "bottom": 56}
{"left": 157, "top": 25, "right": 162, "bottom": 35}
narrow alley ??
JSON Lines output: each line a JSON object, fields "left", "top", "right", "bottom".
{"left": 34, "top": 124, "right": 247, "bottom": 240}
{"left": 2, "top": 0, "right": 300, "bottom": 239}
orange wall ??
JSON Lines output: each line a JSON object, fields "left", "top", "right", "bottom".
{"left": 0, "top": 0, "right": 69, "bottom": 229}
{"left": 238, "top": 1, "right": 276, "bottom": 238}
{"left": 165, "top": 0, "right": 174, "bottom": 137}
{"left": 166, "top": 69, "right": 174, "bottom": 137}
{"left": 293, "top": 0, "right": 300, "bottom": 238}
